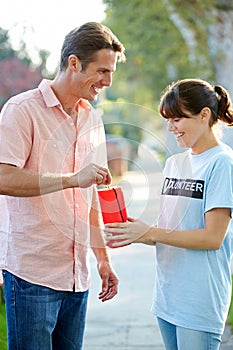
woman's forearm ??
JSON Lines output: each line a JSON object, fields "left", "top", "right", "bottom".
{"left": 146, "top": 226, "right": 214, "bottom": 249}
{"left": 145, "top": 207, "right": 230, "bottom": 250}
{"left": 105, "top": 208, "right": 231, "bottom": 250}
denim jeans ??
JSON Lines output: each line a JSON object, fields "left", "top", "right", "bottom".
{"left": 3, "top": 270, "right": 89, "bottom": 350}
{"left": 157, "top": 317, "right": 222, "bottom": 350}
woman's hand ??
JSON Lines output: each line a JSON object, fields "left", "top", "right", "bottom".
{"left": 104, "top": 217, "right": 154, "bottom": 247}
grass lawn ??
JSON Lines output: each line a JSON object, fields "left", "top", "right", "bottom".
{"left": 228, "top": 281, "right": 233, "bottom": 331}
{"left": 228, "top": 306, "right": 233, "bottom": 329}
{"left": 0, "top": 304, "right": 7, "bottom": 350}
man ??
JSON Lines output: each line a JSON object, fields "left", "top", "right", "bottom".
{"left": 0, "top": 22, "right": 125, "bottom": 349}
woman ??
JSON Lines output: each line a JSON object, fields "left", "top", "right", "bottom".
{"left": 104, "top": 79, "right": 233, "bottom": 350}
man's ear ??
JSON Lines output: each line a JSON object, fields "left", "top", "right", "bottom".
{"left": 68, "top": 54, "right": 82, "bottom": 72}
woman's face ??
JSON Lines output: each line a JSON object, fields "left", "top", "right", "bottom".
{"left": 166, "top": 110, "right": 210, "bottom": 154}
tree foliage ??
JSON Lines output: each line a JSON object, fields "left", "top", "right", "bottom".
{"left": 0, "top": 58, "right": 42, "bottom": 108}
{"left": 0, "top": 28, "right": 16, "bottom": 60}
{"left": 100, "top": 0, "right": 233, "bottom": 149}
{"left": 0, "top": 27, "right": 43, "bottom": 110}
{"left": 102, "top": 0, "right": 215, "bottom": 107}
{"left": 103, "top": 0, "right": 233, "bottom": 101}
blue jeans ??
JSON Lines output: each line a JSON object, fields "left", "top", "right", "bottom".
{"left": 3, "top": 270, "right": 89, "bottom": 350}
{"left": 157, "top": 317, "right": 222, "bottom": 350}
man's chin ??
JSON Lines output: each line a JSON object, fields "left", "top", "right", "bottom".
{"left": 87, "top": 93, "right": 98, "bottom": 102}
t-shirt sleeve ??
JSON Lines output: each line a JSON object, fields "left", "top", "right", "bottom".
{"left": 204, "top": 154, "right": 233, "bottom": 216}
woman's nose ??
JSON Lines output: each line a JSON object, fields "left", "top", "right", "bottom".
{"left": 167, "top": 120, "right": 175, "bottom": 132}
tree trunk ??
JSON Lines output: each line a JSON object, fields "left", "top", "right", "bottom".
{"left": 208, "top": 7, "right": 233, "bottom": 148}
{"left": 208, "top": 8, "right": 233, "bottom": 95}
{"left": 163, "top": 0, "right": 233, "bottom": 149}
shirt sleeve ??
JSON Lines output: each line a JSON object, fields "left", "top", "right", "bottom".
{"left": 204, "top": 154, "right": 233, "bottom": 216}
{"left": 0, "top": 100, "right": 33, "bottom": 168}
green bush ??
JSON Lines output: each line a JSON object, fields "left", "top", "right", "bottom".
{"left": 228, "top": 279, "right": 233, "bottom": 330}
{"left": 0, "top": 304, "right": 7, "bottom": 350}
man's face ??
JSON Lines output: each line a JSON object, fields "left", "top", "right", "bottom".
{"left": 72, "top": 49, "right": 118, "bottom": 101}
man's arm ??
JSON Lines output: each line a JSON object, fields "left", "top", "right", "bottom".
{"left": 90, "top": 192, "right": 119, "bottom": 302}
{"left": 0, "top": 163, "right": 111, "bottom": 197}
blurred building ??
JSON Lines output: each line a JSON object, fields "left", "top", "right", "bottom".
{"left": 106, "top": 134, "right": 131, "bottom": 177}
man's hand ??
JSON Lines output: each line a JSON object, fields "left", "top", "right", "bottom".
{"left": 75, "top": 163, "right": 112, "bottom": 188}
{"left": 97, "top": 261, "right": 119, "bottom": 302}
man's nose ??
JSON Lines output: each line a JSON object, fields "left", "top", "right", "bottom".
{"left": 102, "top": 73, "right": 112, "bottom": 87}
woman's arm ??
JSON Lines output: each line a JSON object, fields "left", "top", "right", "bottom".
{"left": 104, "top": 208, "right": 231, "bottom": 250}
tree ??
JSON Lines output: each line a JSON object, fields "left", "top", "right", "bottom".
{"left": 103, "top": 0, "right": 233, "bottom": 99}
{"left": 103, "top": 0, "right": 214, "bottom": 106}
{"left": 0, "top": 27, "right": 43, "bottom": 110}
{"left": 162, "top": 0, "right": 233, "bottom": 147}
{"left": 0, "top": 27, "right": 16, "bottom": 60}
{"left": 163, "top": 0, "right": 233, "bottom": 94}
{"left": 0, "top": 58, "right": 42, "bottom": 109}
{"left": 102, "top": 0, "right": 233, "bottom": 148}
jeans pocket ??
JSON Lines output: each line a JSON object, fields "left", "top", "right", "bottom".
{"left": 13, "top": 274, "right": 34, "bottom": 292}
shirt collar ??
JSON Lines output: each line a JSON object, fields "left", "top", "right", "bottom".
{"left": 38, "top": 79, "right": 60, "bottom": 107}
{"left": 38, "top": 79, "right": 91, "bottom": 111}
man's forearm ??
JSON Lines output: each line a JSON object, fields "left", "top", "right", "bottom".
{"left": 0, "top": 162, "right": 111, "bottom": 197}
{"left": 0, "top": 164, "right": 74, "bottom": 197}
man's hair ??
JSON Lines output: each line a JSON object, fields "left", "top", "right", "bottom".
{"left": 60, "top": 22, "right": 125, "bottom": 71}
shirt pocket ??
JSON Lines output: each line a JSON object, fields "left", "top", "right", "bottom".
{"left": 75, "top": 141, "right": 95, "bottom": 169}
{"left": 38, "top": 139, "right": 70, "bottom": 173}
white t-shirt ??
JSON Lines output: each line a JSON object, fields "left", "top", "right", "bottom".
{"left": 151, "top": 143, "right": 233, "bottom": 334}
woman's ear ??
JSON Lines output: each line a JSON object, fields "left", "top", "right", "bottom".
{"left": 200, "top": 107, "right": 211, "bottom": 121}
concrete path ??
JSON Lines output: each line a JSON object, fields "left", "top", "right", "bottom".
{"left": 84, "top": 244, "right": 164, "bottom": 349}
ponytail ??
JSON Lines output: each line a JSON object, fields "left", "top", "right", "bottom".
{"left": 159, "top": 78, "right": 233, "bottom": 127}
{"left": 214, "top": 85, "right": 233, "bottom": 126}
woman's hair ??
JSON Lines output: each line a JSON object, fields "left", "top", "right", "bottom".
{"left": 159, "top": 78, "right": 233, "bottom": 127}
{"left": 60, "top": 22, "right": 126, "bottom": 72}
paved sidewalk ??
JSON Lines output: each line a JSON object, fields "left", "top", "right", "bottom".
{"left": 84, "top": 172, "right": 164, "bottom": 350}
{"left": 84, "top": 170, "right": 164, "bottom": 349}
{"left": 221, "top": 324, "right": 233, "bottom": 350}
{"left": 83, "top": 170, "right": 233, "bottom": 349}
{"left": 84, "top": 244, "right": 164, "bottom": 349}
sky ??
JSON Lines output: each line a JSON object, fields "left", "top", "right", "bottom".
{"left": 0, "top": 0, "right": 106, "bottom": 71}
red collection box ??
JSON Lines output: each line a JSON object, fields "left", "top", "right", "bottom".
{"left": 97, "top": 186, "right": 129, "bottom": 248}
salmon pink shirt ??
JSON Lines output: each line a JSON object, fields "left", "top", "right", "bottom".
{"left": 0, "top": 79, "right": 107, "bottom": 291}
